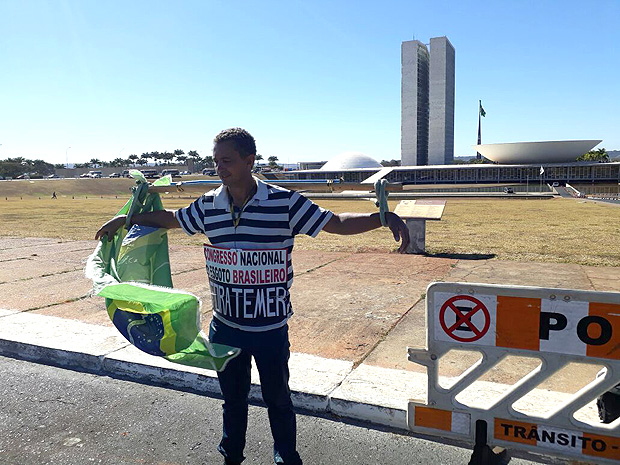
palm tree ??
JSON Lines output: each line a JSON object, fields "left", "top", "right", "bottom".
{"left": 32, "top": 159, "right": 54, "bottom": 176}
{"left": 255, "top": 153, "right": 264, "bottom": 169}
{"left": 140, "top": 152, "right": 151, "bottom": 165}
{"left": 203, "top": 155, "right": 214, "bottom": 168}
{"left": 150, "top": 151, "right": 162, "bottom": 165}
{"left": 181, "top": 150, "right": 199, "bottom": 171}
{"left": 173, "top": 149, "right": 185, "bottom": 162}
{"left": 128, "top": 154, "right": 139, "bottom": 166}
{"left": 268, "top": 156, "right": 279, "bottom": 169}
{"left": 90, "top": 158, "right": 102, "bottom": 168}
{"left": 578, "top": 148, "right": 609, "bottom": 163}
{"left": 161, "top": 151, "right": 173, "bottom": 165}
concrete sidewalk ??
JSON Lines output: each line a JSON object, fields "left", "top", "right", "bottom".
{"left": 1, "top": 237, "right": 618, "bottom": 431}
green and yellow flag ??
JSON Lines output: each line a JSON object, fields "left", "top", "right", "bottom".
{"left": 86, "top": 170, "right": 240, "bottom": 371}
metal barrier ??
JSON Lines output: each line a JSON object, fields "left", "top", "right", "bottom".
{"left": 408, "top": 282, "right": 619, "bottom": 464}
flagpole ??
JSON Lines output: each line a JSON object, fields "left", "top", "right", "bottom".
{"left": 477, "top": 100, "right": 482, "bottom": 160}
{"left": 540, "top": 167, "right": 543, "bottom": 193}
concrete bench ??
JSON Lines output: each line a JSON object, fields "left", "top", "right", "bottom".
{"left": 393, "top": 200, "right": 446, "bottom": 254}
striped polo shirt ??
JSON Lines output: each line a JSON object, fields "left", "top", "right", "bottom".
{"left": 175, "top": 177, "right": 333, "bottom": 331}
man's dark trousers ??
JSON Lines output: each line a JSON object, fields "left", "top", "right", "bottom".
{"left": 209, "top": 318, "right": 303, "bottom": 465}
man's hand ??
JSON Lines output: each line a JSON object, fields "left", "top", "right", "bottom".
{"left": 95, "top": 210, "right": 180, "bottom": 242}
{"left": 385, "top": 212, "right": 410, "bottom": 254}
{"left": 95, "top": 215, "right": 127, "bottom": 242}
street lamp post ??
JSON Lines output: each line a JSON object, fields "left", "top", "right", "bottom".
{"left": 65, "top": 147, "right": 72, "bottom": 169}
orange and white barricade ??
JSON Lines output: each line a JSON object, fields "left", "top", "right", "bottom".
{"left": 408, "top": 282, "right": 619, "bottom": 464}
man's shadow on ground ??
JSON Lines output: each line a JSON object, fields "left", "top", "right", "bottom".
{"left": 422, "top": 252, "right": 496, "bottom": 260}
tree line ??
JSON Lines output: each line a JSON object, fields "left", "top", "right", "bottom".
{"left": 66, "top": 150, "right": 285, "bottom": 170}
{"left": 0, "top": 151, "right": 282, "bottom": 178}
{"left": 59, "top": 150, "right": 277, "bottom": 170}
{"left": 67, "top": 149, "right": 202, "bottom": 169}
{"left": 576, "top": 148, "right": 609, "bottom": 163}
{"left": 0, "top": 157, "right": 55, "bottom": 178}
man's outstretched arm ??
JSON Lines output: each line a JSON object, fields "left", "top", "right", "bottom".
{"left": 322, "top": 212, "right": 410, "bottom": 253}
{"left": 94, "top": 210, "right": 180, "bottom": 241}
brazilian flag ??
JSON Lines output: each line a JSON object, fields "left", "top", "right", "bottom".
{"left": 86, "top": 171, "right": 240, "bottom": 371}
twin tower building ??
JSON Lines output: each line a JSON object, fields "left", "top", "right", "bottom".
{"left": 401, "top": 37, "right": 455, "bottom": 166}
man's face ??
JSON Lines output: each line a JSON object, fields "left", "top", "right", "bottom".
{"left": 214, "top": 141, "right": 254, "bottom": 187}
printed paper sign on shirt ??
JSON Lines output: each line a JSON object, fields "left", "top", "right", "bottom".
{"left": 204, "top": 245, "right": 290, "bottom": 329}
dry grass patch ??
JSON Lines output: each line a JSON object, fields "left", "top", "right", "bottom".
{"left": 297, "top": 198, "right": 620, "bottom": 266}
{"left": 0, "top": 190, "right": 618, "bottom": 266}
{"left": 425, "top": 198, "right": 619, "bottom": 266}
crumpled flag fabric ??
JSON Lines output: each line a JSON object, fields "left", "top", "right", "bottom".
{"left": 85, "top": 170, "right": 240, "bottom": 371}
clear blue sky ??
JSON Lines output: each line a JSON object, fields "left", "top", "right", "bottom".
{"left": 1, "top": 0, "right": 618, "bottom": 165}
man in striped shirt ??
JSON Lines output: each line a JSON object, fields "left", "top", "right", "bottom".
{"left": 96, "top": 128, "right": 409, "bottom": 465}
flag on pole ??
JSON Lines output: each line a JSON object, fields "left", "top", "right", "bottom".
{"left": 477, "top": 100, "right": 484, "bottom": 159}
{"left": 540, "top": 166, "right": 545, "bottom": 175}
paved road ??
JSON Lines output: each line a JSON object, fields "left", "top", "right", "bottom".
{"left": 0, "top": 356, "right": 547, "bottom": 465}
{"left": 556, "top": 185, "right": 620, "bottom": 205}
{"left": 588, "top": 197, "right": 620, "bottom": 206}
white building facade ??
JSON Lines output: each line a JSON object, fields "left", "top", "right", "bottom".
{"left": 401, "top": 37, "right": 455, "bottom": 166}
{"left": 401, "top": 40, "right": 429, "bottom": 166}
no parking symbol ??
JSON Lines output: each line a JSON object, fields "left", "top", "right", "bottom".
{"left": 439, "top": 295, "right": 491, "bottom": 343}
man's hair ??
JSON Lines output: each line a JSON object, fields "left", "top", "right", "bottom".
{"left": 214, "top": 128, "right": 256, "bottom": 158}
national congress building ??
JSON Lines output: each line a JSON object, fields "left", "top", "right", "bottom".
{"left": 401, "top": 37, "right": 455, "bottom": 166}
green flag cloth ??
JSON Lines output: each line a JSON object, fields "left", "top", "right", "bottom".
{"left": 479, "top": 101, "right": 486, "bottom": 117}
{"left": 85, "top": 170, "right": 240, "bottom": 371}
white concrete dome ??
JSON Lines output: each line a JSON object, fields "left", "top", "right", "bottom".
{"left": 320, "top": 151, "right": 382, "bottom": 170}
{"left": 474, "top": 140, "right": 601, "bottom": 164}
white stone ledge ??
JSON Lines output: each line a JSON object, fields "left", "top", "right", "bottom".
{"left": 0, "top": 311, "right": 127, "bottom": 371}
{"left": 0, "top": 308, "right": 17, "bottom": 317}
{"left": 329, "top": 364, "right": 428, "bottom": 430}
{"left": 103, "top": 343, "right": 223, "bottom": 395}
